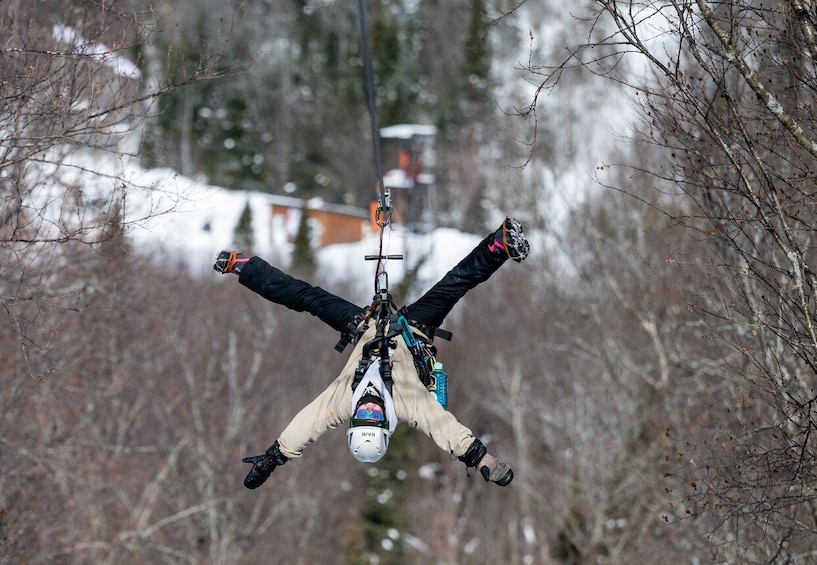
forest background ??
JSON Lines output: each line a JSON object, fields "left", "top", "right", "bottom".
{"left": 3, "top": 0, "right": 817, "bottom": 564}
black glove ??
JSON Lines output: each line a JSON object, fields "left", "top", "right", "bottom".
{"left": 242, "top": 454, "right": 278, "bottom": 489}
{"left": 242, "top": 441, "right": 288, "bottom": 490}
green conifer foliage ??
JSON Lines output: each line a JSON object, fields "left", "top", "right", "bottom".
{"left": 291, "top": 205, "right": 316, "bottom": 274}
{"left": 232, "top": 201, "right": 255, "bottom": 254}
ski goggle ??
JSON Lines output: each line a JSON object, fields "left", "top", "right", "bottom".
{"left": 354, "top": 403, "right": 385, "bottom": 422}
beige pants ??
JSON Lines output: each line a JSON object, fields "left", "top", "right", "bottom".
{"left": 277, "top": 324, "right": 475, "bottom": 460}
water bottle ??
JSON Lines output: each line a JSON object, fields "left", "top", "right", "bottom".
{"left": 432, "top": 361, "right": 448, "bottom": 409}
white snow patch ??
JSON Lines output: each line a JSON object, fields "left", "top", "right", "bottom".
{"left": 53, "top": 25, "right": 142, "bottom": 79}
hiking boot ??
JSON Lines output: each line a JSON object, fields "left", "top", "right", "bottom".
{"left": 214, "top": 250, "right": 249, "bottom": 275}
{"left": 478, "top": 452, "right": 514, "bottom": 486}
{"left": 489, "top": 217, "right": 529, "bottom": 263}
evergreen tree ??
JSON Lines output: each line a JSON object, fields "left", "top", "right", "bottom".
{"left": 291, "top": 204, "right": 316, "bottom": 274}
{"left": 428, "top": 0, "right": 494, "bottom": 137}
{"left": 461, "top": 0, "right": 492, "bottom": 102}
{"left": 232, "top": 201, "right": 255, "bottom": 253}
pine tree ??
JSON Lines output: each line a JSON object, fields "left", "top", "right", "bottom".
{"left": 232, "top": 201, "right": 255, "bottom": 253}
{"left": 291, "top": 204, "right": 316, "bottom": 274}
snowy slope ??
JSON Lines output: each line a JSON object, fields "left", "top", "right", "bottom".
{"left": 121, "top": 164, "right": 483, "bottom": 303}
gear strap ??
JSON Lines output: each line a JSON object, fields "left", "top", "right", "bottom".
{"left": 346, "top": 287, "right": 454, "bottom": 396}
{"left": 350, "top": 287, "right": 399, "bottom": 394}
{"left": 335, "top": 313, "right": 367, "bottom": 352}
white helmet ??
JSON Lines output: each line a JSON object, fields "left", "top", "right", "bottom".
{"left": 347, "top": 425, "right": 390, "bottom": 463}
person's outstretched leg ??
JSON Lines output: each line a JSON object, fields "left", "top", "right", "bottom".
{"left": 402, "top": 217, "right": 529, "bottom": 328}
{"left": 215, "top": 252, "right": 365, "bottom": 334}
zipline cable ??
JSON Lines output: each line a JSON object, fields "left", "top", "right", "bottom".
{"left": 355, "top": 0, "right": 398, "bottom": 295}
{"left": 355, "top": 0, "right": 386, "bottom": 216}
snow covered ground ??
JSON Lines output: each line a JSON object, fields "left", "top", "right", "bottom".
{"left": 120, "top": 164, "right": 483, "bottom": 304}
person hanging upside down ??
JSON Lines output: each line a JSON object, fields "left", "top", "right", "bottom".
{"left": 214, "top": 217, "right": 530, "bottom": 489}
